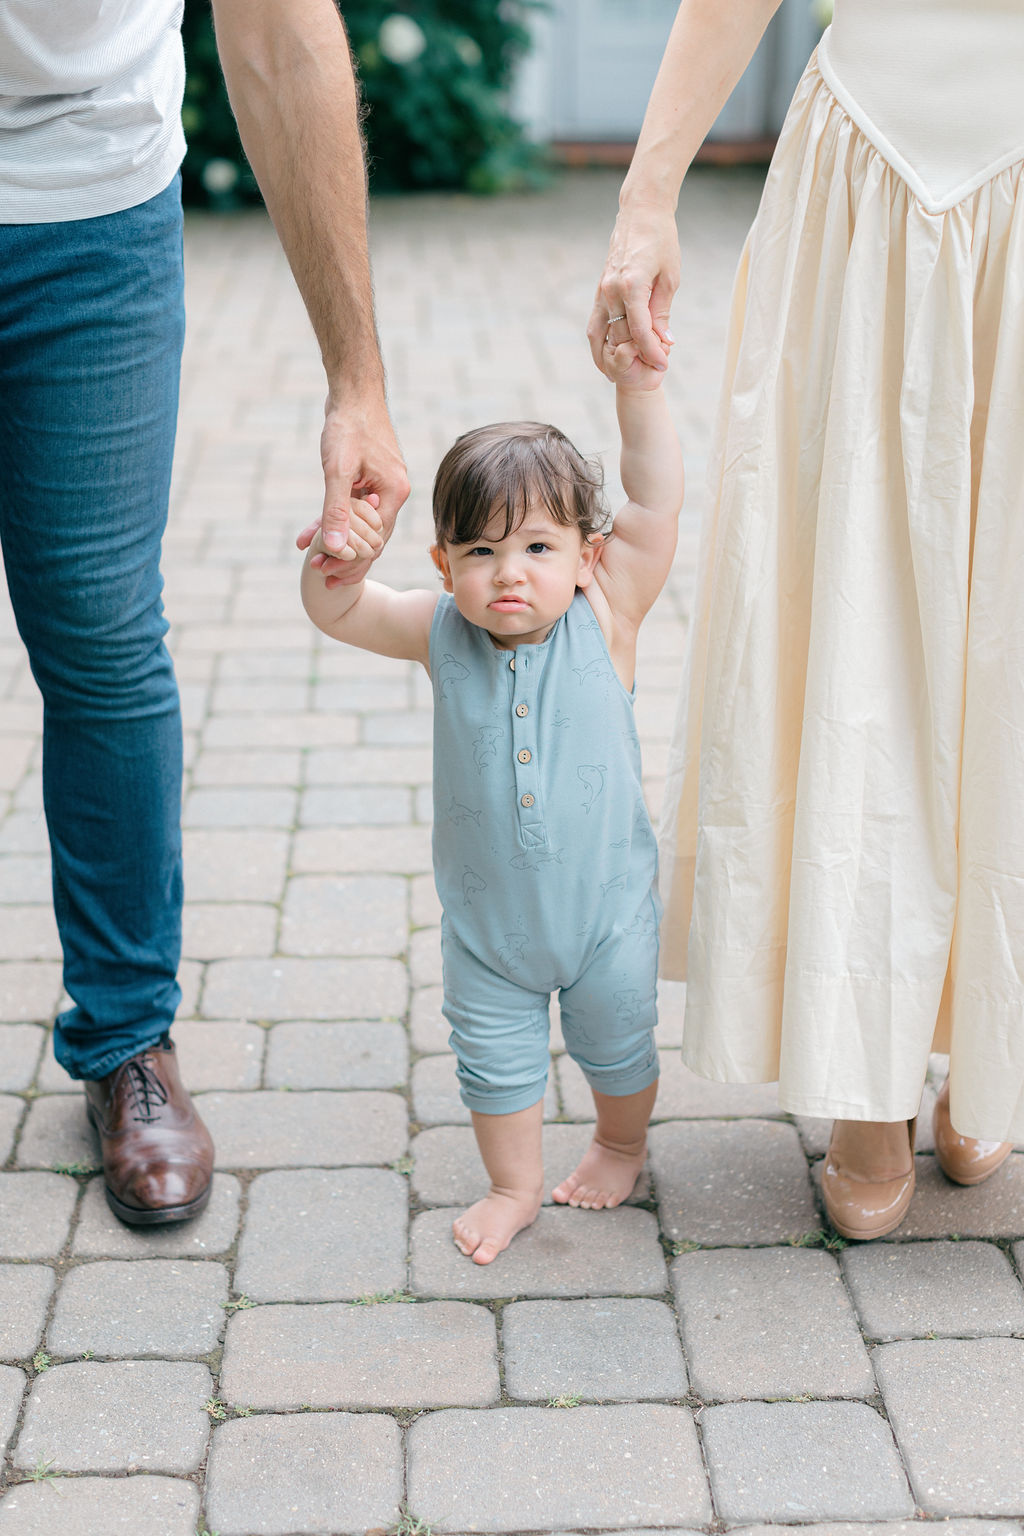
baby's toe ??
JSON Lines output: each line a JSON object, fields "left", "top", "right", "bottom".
{"left": 452, "top": 1218, "right": 479, "bottom": 1256}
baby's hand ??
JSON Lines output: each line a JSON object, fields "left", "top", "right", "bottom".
{"left": 601, "top": 331, "right": 672, "bottom": 392}
{"left": 307, "top": 494, "right": 384, "bottom": 585}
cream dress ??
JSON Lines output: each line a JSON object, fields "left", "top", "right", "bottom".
{"left": 660, "top": 0, "right": 1024, "bottom": 1140}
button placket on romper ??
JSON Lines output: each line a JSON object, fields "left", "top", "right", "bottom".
{"left": 508, "top": 648, "right": 547, "bottom": 850}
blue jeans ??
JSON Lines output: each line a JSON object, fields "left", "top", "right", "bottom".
{"left": 0, "top": 178, "right": 186, "bottom": 1079}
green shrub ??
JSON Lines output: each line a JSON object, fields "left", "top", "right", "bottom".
{"left": 181, "top": 0, "right": 544, "bottom": 206}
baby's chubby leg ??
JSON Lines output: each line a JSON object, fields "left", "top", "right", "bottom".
{"left": 454, "top": 1100, "right": 545, "bottom": 1265}
{"left": 552, "top": 1081, "right": 657, "bottom": 1209}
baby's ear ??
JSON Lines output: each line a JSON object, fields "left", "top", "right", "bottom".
{"left": 576, "top": 531, "right": 604, "bottom": 587}
{"left": 430, "top": 543, "right": 454, "bottom": 591}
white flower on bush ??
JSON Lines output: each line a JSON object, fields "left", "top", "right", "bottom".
{"left": 453, "top": 34, "right": 482, "bottom": 68}
{"left": 201, "top": 158, "right": 239, "bottom": 194}
{"left": 379, "top": 14, "right": 427, "bottom": 65}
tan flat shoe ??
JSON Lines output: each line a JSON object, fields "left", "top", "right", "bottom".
{"left": 822, "top": 1118, "right": 916, "bottom": 1241}
{"left": 933, "top": 1079, "right": 1012, "bottom": 1186}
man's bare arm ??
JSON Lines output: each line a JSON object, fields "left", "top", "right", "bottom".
{"left": 210, "top": 0, "right": 409, "bottom": 570}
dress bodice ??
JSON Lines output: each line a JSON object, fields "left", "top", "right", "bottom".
{"left": 819, "top": 0, "right": 1024, "bottom": 211}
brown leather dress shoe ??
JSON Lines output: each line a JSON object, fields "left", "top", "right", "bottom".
{"left": 85, "top": 1038, "right": 214, "bottom": 1225}
{"left": 933, "top": 1079, "right": 1013, "bottom": 1186}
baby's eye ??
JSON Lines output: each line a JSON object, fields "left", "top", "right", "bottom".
{"left": 467, "top": 546, "right": 493, "bottom": 557}
{"left": 526, "top": 542, "right": 549, "bottom": 554}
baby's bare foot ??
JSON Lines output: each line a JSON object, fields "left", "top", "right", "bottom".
{"left": 551, "top": 1138, "right": 646, "bottom": 1209}
{"left": 452, "top": 1189, "right": 542, "bottom": 1266}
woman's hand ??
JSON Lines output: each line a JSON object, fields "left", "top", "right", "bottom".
{"left": 587, "top": 199, "right": 681, "bottom": 378}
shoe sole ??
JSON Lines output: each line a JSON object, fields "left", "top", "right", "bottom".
{"left": 937, "top": 1146, "right": 1014, "bottom": 1186}
{"left": 104, "top": 1179, "right": 213, "bottom": 1226}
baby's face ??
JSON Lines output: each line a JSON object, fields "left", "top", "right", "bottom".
{"left": 434, "top": 504, "right": 600, "bottom": 649}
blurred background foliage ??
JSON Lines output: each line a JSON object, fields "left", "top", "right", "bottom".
{"left": 181, "top": 0, "right": 544, "bottom": 207}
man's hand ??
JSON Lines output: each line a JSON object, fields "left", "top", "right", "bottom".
{"left": 295, "top": 395, "right": 410, "bottom": 584}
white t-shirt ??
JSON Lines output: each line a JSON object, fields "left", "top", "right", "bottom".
{"left": 0, "top": 0, "right": 186, "bottom": 223}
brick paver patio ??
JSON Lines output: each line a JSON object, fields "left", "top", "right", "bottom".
{"left": 2, "top": 167, "right": 1024, "bottom": 1536}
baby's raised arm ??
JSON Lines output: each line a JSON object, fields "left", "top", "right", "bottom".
{"left": 301, "top": 516, "right": 437, "bottom": 666}
{"left": 591, "top": 373, "right": 685, "bottom": 631}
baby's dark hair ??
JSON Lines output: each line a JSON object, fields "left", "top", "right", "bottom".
{"left": 432, "top": 421, "right": 608, "bottom": 546}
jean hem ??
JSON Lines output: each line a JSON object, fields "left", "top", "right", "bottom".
{"left": 58, "top": 1025, "right": 174, "bottom": 1083}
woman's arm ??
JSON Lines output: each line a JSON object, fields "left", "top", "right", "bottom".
{"left": 588, "top": 0, "right": 783, "bottom": 373}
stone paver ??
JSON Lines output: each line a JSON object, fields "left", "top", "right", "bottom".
{"left": 279, "top": 873, "right": 407, "bottom": 955}
{"left": 291, "top": 822, "right": 432, "bottom": 874}
{"left": 183, "top": 828, "right": 289, "bottom": 901}
{"left": 197, "top": 1088, "right": 407, "bottom": 1166}
{"left": 235, "top": 1168, "right": 408, "bottom": 1300}
{"left": 0, "top": 1023, "right": 43, "bottom": 1089}
{"left": 0, "top": 1477, "right": 201, "bottom": 1536}
{"left": 169, "top": 1019, "right": 265, "bottom": 1090}
{"left": 410, "top": 925, "right": 442, "bottom": 986}
{"left": 14, "top": 1361, "right": 211, "bottom": 1472}
{"left": 842, "top": 1240, "right": 1024, "bottom": 1339}
{"left": 650, "top": 1119, "right": 818, "bottom": 1244}
{"left": 411, "top": 985, "right": 448, "bottom": 1051}
{"left": 873, "top": 1338, "right": 1024, "bottom": 1514}
{"left": 221, "top": 1299, "right": 498, "bottom": 1408}
{"left": 702, "top": 1401, "right": 915, "bottom": 1522}
{"left": 407, "top": 1405, "right": 712, "bottom": 1531}
{"left": 264, "top": 1018, "right": 408, "bottom": 1087}
{"left": 891, "top": 1155, "right": 1024, "bottom": 1238}
{"left": 0, "top": 1367, "right": 24, "bottom": 1456}
{"left": 0, "top": 1096, "right": 21, "bottom": 1161}
{"left": 16, "top": 1093, "right": 102, "bottom": 1168}
{"left": 502, "top": 1298, "right": 687, "bottom": 1401}
{"left": 201, "top": 955, "right": 408, "bottom": 1019}
{"left": 411, "top": 1207, "right": 667, "bottom": 1298}
{"left": 0, "top": 962, "right": 62, "bottom": 1021}
{"left": 0, "top": 1266, "right": 55, "bottom": 1360}
{"left": 72, "top": 1173, "right": 240, "bottom": 1257}
{"left": 183, "top": 786, "right": 296, "bottom": 828}
{"left": 672, "top": 1246, "right": 874, "bottom": 1400}
{"left": 205, "top": 1413, "right": 402, "bottom": 1536}
{"left": 0, "top": 1172, "right": 77, "bottom": 1258}
{"left": 47, "top": 1259, "right": 229, "bottom": 1358}
{"left": 181, "top": 901, "right": 278, "bottom": 960}
{"left": 738, "top": 1526, "right": 1023, "bottom": 1536}
{"left": 411, "top": 1123, "right": 651, "bottom": 1206}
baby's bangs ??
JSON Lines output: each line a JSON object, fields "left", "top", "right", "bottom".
{"left": 432, "top": 421, "right": 607, "bottom": 546}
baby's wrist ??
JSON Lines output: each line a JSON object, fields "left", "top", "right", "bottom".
{"left": 615, "top": 379, "right": 664, "bottom": 400}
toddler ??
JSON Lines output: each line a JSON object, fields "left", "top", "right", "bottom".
{"left": 302, "top": 343, "right": 683, "bottom": 1264}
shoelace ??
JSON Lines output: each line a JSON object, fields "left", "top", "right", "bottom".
{"left": 118, "top": 1053, "right": 170, "bottom": 1124}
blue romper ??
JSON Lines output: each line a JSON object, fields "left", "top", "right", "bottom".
{"left": 430, "top": 589, "right": 661, "bottom": 1115}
